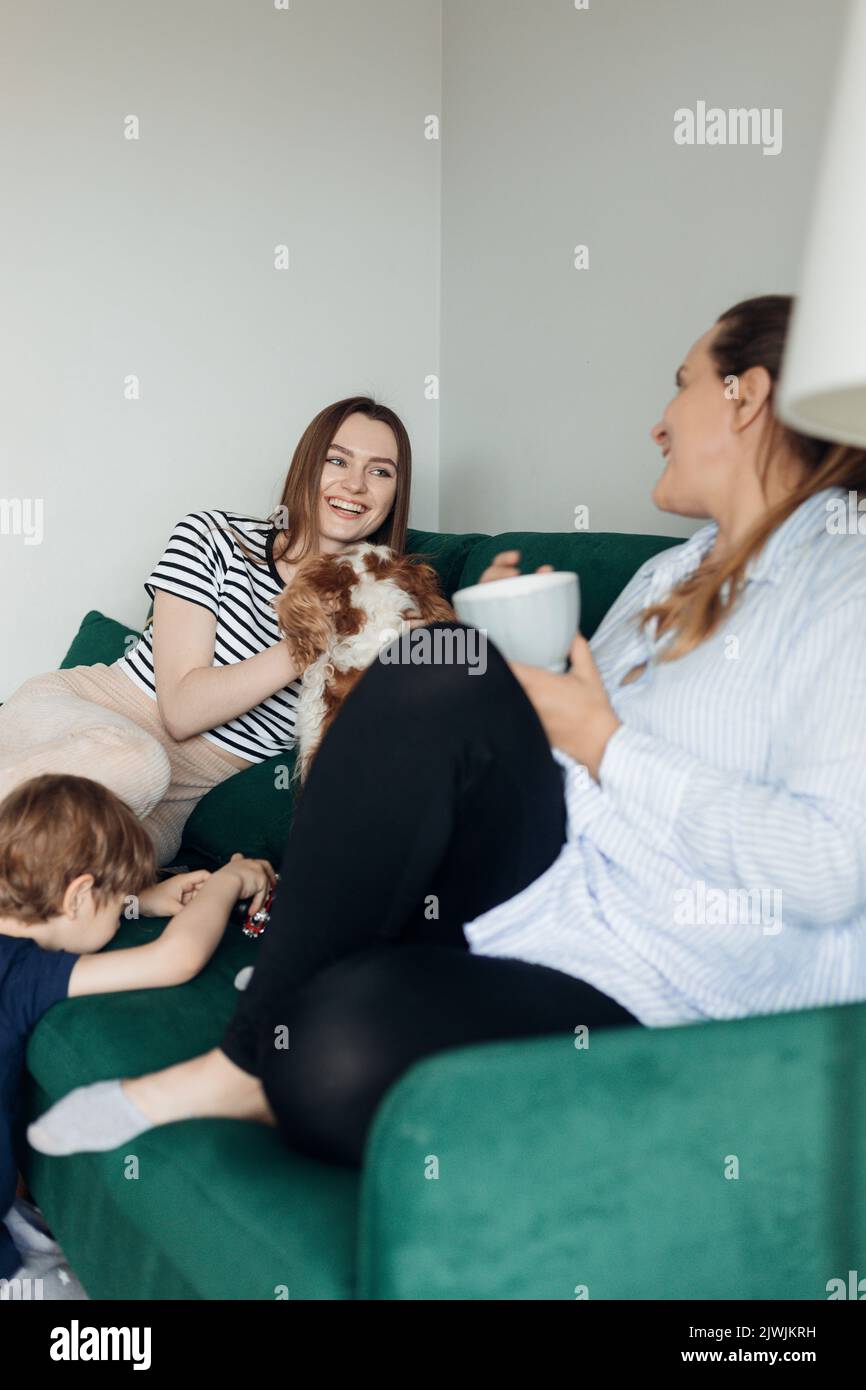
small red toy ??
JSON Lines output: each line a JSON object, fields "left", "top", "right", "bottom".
{"left": 233, "top": 875, "right": 279, "bottom": 939}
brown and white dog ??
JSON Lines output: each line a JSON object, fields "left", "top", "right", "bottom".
{"left": 273, "top": 543, "right": 455, "bottom": 778}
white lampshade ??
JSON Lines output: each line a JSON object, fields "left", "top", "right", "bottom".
{"left": 778, "top": 0, "right": 866, "bottom": 447}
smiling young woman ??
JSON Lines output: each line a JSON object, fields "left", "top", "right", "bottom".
{"left": 0, "top": 396, "right": 412, "bottom": 866}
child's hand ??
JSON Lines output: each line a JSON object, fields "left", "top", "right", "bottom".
{"left": 217, "top": 854, "right": 277, "bottom": 916}
{"left": 139, "top": 870, "right": 212, "bottom": 918}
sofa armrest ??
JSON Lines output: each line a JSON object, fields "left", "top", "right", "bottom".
{"left": 357, "top": 1003, "right": 865, "bottom": 1300}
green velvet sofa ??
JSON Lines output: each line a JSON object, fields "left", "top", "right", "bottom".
{"left": 21, "top": 526, "right": 866, "bottom": 1300}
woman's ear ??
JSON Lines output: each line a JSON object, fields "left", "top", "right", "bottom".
{"left": 733, "top": 364, "right": 774, "bottom": 432}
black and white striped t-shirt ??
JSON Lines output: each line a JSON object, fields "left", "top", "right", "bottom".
{"left": 115, "top": 510, "right": 300, "bottom": 763}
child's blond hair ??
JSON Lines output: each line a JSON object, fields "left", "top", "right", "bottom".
{"left": 0, "top": 773, "right": 155, "bottom": 925}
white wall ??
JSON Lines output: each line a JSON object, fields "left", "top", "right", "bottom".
{"left": 0, "top": 0, "right": 442, "bottom": 696}
{"left": 1, "top": 0, "right": 851, "bottom": 698}
{"left": 439, "top": 0, "right": 849, "bottom": 537}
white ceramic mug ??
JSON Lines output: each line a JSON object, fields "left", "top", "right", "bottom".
{"left": 452, "top": 570, "right": 580, "bottom": 671}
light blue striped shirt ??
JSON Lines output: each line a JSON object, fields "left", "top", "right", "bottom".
{"left": 464, "top": 485, "right": 866, "bottom": 1025}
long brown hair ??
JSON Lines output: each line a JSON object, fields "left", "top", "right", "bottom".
{"left": 638, "top": 295, "right": 866, "bottom": 663}
{"left": 271, "top": 396, "right": 411, "bottom": 565}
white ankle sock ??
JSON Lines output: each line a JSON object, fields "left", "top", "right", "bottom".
{"left": 27, "top": 1080, "right": 153, "bottom": 1157}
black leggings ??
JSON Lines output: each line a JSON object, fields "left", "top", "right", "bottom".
{"left": 221, "top": 624, "right": 640, "bottom": 1165}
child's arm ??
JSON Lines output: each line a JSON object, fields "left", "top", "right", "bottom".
{"left": 67, "top": 856, "right": 275, "bottom": 997}
{"left": 138, "top": 869, "right": 212, "bottom": 919}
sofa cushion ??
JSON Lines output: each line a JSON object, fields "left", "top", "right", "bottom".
{"left": 180, "top": 751, "right": 298, "bottom": 869}
{"left": 458, "top": 532, "right": 683, "bottom": 640}
{"left": 60, "top": 610, "right": 141, "bottom": 669}
{"left": 405, "top": 528, "right": 492, "bottom": 602}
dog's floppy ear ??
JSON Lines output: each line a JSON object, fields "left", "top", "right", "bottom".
{"left": 273, "top": 554, "right": 354, "bottom": 674}
{"left": 387, "top": 556, "right": 456, "bottom": 623}
{"left": 329, "top": 563, "right": 365, "bottom": 638}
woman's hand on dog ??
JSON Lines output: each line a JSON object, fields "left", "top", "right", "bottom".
{"left": 479, "top": 550, "right": 554, "bottom": 584}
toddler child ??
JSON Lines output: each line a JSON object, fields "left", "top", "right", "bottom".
{"left": 0, "top": 771, "right": 273, "bottom": 1292}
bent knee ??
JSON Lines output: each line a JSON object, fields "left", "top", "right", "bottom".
{"left": 258, "top": 966, "right": 403, "bottom": 1166}
{"left": 359, "top": 621, "right": 513, "bottom": 711}
{"left": 4, "top": 671, "right": 69, "bottom": 706}
{"left": 87, "top": 725, "right": 172, "bottom": 815}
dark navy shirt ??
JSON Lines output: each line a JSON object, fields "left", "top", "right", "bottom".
{"left": 1, "top": 935, "right": 78, "bottom": 1278}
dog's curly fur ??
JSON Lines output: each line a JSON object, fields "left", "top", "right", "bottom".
{"left": 274, "top": 543, "right": 455, "bottom": 778}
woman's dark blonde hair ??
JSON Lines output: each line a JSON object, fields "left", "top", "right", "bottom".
{"left": 639, "top": 294, "right": 866, "bottom": 663}
{"left": 224, "top": 397, "right": 411, "bottom": 570}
